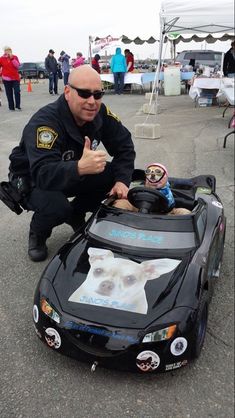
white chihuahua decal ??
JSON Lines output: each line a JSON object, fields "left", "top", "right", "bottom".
{"left": 69, "top": 247, "right": 180, "bottom": 314}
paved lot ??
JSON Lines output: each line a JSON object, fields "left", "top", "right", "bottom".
{"left": 0, "top": 79, "right": 234, "bottom": 418}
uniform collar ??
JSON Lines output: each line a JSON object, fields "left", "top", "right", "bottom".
{"left": 57, "top": 95, "right": 103, "bottom": 142}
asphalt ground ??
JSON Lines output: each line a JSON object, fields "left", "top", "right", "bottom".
{"left": 0, "top": 79, "right": 234, "bottom": 418}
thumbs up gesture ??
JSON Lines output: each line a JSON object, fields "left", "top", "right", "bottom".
{"left": 77, "top": 136, "right": 107, "bottom": 175}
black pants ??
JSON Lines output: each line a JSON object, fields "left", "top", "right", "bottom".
{"left": 3, "top": 80, "right": 21, "bottom": 110}
{"left": 25, "top": 163, "right": 114, "bottom": 238}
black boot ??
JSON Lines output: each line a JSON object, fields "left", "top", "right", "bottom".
{"left": 28, "top": 230, "right": 48, "bottom": 262}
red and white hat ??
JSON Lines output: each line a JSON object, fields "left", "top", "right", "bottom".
{"left": 145, "top": 163, "right": 168, "bottom": 189}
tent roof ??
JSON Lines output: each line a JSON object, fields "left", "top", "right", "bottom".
{"left": 160, "top": 0, "right": 235, "bottom": 34}
{"left": 121, "top": 33, "right": 234, "bottom": 45}
{"left": 121, "top": 0, "right": 234, "bottom": 45}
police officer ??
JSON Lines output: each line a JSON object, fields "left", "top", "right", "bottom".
{"left": 8, "top": 65, "right": 135, "bottom": 262}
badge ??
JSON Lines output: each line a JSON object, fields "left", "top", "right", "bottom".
{"left": 37, "top": 126, "right": 58, "bottom": 149}
{"left": 91, "top": 139, "right": 99, "bottom": 150}
{"left": 62, "top": 150, "right": 75, "bottom": 161}
{"left": 45, "top": 327, "right": 61, "bottom": 349}
{"left": 106, "top": 106, "right": 120, "bottom": 121}
{"left": 136, "top": 350, "right": 160, "bottom": 372}
{"left": 170, "top": 337, "right": 188, "bottom": 356}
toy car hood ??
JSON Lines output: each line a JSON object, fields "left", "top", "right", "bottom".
{"left": 51, "top": 244, "right": 189, "bottom": 328}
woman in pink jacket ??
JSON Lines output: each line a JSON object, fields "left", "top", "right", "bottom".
{"left": 72, "top": 52, "right": 85, "bottom": 68}
{"left": 0, "top": 46, "right": 21, "bottom": 110}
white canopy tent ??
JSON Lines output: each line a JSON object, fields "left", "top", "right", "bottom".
{"left": 149, "top": 0, "right": 235, "bottom": 103}
{"left": 159, "top": 0, "right": 234, "bottom": 35}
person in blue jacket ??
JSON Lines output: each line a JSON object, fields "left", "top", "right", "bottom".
{"left": 58, "top": 50, "right": 71, "bottom": 85}
{"left": 110, "top": 48, "right": 127, "bottom": 94}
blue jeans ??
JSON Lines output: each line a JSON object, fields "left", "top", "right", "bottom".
{"left": 113, "top": 72, "right": 125, "bottom": 94}
{"left": 3, "top": 80, "right": 21, "bottom": 110}
{"left": 48, "top": 72, "right": 58, "bottom": 93}
{"left": 227, "top": 73, "right": 235, "bottom": 78}
{"left": 63, "top": 72, "right": 69, "bottom": 85}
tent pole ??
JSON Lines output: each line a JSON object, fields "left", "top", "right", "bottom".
{"left": 88, "top": 36, "right": 92, "bottom": 64}
{"left": 149, "top": 28, "right": 165, "bottom": 107}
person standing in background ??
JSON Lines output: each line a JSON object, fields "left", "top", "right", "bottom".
{"left": 110, "top": 48, "right": 127, "bottom": 95}
{"left": 45, "top": 49, "right": 58, "bottom": 94}
{"left": 124, "top": 49, "right": 134, "bottom": 72}
{"left": 124, "top": 49, "right": 134, "bottom": 92}
{"left": 91, "top": 54, "right": 101, "bottom": 73}
{"left": 223, "top": 41, "right": 235, "bottom": 78}
{"left": 0, "top": 46, "right": 21, "bottom": 111}
{"left": 58, "top": 50, "right": 71, "bottom": 85}
{"left": 73, "top": 52, "right": 85, "bottom": 68}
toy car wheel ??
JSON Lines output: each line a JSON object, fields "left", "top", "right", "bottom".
{"left": 38, "top": 72, "right": 44, "bottom": 79}
{"left": 127, "top": 186, "right": 169, "bottom": 214}
{"left": 191, "top": 292, "right": 208, "bottom": 358}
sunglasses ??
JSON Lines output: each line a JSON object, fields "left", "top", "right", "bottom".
{"left": 69, "top": 84, "right": 105, "bottom": 100}
{"left": 145, "top": 168, "right": 164, "bottom": 176}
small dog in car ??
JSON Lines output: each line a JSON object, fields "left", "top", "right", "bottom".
{"left": 113, "top": 163, "right": 191, "bottom": 215}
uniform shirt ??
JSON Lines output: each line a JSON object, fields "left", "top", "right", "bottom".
{"left": 9, "top": 95, "right": 135, "bottom": 192}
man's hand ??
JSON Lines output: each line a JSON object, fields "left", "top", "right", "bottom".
{"left": 77, "top": 136, "right": 107, "bottom": 175}
{"left": 109, "top": 181, "right": 129, "bottom": 199}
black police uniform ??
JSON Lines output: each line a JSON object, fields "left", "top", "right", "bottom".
{"left": 9, "top": 95, "right": 135, "bottom": 243}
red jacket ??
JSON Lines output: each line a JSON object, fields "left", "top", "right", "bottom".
{"left": 0, "top": 54, "right": 20, "bottom": 81}
{"left": 126, "top": 52, "right": 134, "bottom": 72}
{"left": 91, "top": 57, "right": 101, "bottom": 73}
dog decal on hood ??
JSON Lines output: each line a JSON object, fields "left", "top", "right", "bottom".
{"left": 68, "top": 247, "right": 181, "bottom": 314}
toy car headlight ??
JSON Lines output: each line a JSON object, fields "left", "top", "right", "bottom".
{"left": 142, "top": 324, "right": 177, "bottom": 343}
{"left": 40, "top": 298, "right": 60, "bottom": 324}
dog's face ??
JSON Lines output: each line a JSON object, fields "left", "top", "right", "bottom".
{"left": 88, "top": 254, "right": 149, "bottom": 300}
{"left": 145, "top": 164, "right": 167, "bottom": 189}
{"left": 69, "top": 248, "right": 180, "bottom": 314}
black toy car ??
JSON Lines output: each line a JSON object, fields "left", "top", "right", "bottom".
{"left": 33, "top": 172, "right": 226, "bottom": 373}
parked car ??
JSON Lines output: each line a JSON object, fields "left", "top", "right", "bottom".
{"left": 175, "top": 50, "right": 223, "bottom": 68}
{"left": 18, "top": 62, "right": 48, "bottom": 79}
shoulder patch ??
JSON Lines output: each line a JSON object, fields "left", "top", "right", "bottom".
{"left": 106, "top": 106, "right": 120, "bottom": 122}
{"left": 37, "top": 126, "right": 58, "bottom": 149}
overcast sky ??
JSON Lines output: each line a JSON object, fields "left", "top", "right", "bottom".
{"left": 1, "top": 0, "right": 231, "bottom": 62}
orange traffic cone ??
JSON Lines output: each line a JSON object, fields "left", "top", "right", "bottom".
{"left": 27, "top": 80, "right": 32, "bottom": 92}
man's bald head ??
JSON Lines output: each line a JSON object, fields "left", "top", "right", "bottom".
{"left": 64, "top": 65, "right": 104, "bottom": 126}
{"left": 68, "top": 65, "right": 102, "bottom": 89}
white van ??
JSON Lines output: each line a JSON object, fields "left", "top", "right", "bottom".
{"left": 176, "top": 50, "right": 222, "bottom": 68}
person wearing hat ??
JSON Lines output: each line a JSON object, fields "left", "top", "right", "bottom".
{"left": 58, "top": 50, "right": 71, "bottom": 85}
{"left": 223, "top": 41, "right": 235, "bottom": 78}
{"left": 45, "top": 49, "right": 58, "bottom": 94}
{"left": 0, "top": 46, "right": 21, "bottom": 110}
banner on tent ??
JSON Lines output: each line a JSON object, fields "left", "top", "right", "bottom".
{"left": 90, "top": 35, "right": 121, "bottom": 53}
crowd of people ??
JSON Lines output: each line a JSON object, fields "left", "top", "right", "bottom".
{"left": 0, "top": 46, "right": 136, "bottom": 108}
